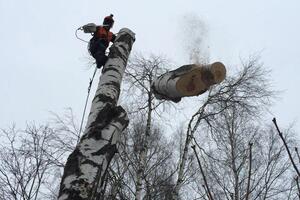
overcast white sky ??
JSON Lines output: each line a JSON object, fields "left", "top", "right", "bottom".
{"left": 0, "top": 0, "right": 299, "bottom": 134}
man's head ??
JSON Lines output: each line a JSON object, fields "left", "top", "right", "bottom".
{"left": 103, "top": 14, "right": 114, "bottom": 29}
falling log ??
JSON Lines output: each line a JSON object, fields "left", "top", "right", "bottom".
{"left": 58, "top": 28, "right": 135, "bottom": 200}
{"left": 151, "top": 62, "right": 226, "bottom": 102}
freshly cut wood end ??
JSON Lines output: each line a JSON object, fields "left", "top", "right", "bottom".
{"left": 175, "top": 62, "right": 226, "bottom": 97}
{"left": 211, "top": 62, "right": 226, "bottom": 83}
{"left": 176, "top": 67, "right": 207, "bottom": 96}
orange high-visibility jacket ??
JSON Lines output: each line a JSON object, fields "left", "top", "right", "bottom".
{"left": 95, "top": 26, "right": 115, "bottom": 47}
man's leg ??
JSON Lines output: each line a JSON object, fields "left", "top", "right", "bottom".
{"left": 94, "top": 51, "right": 108, "bottom": 69}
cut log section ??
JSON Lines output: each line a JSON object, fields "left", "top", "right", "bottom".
{"left": 152, "top": 62, "right": 226, "bottom": 102}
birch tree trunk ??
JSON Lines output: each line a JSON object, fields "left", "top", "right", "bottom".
{"left": 151, "top": 62, "right": 226, "bottom": 102}
{"left": 58, "top": 28, "right": 135, "bottom": 200}
{"left": 135, "top": 89, "right": 153, "bottom": 200}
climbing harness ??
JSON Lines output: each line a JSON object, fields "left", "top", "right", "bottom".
{"left": 78, "top": 66, "right": 98, "bottom": 135}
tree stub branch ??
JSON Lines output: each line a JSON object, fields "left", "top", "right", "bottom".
{"left": 272, "top": 117, "right": 300, "bottom": 177}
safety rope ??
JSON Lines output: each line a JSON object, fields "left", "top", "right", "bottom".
{"left": 79, "top": 67, "right": 98, "bottom": 135}
{"left": 75, "top": 25, "right": 96, "bottom": 135}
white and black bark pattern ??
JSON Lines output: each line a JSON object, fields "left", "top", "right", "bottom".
{"left": 151, "top": 62, "right": 226, "bottom": 102}
{"left": 58, "top": 28, "right": 135, "bottom": 200}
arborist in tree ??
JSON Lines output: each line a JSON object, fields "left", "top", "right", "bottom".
{"left": 88, "top": 14, "right": 116, "bottom": 69}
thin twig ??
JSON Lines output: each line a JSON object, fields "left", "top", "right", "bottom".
{"left": 272, "top": 118, "right": 300, "bottom": 177}
{"left": 202, "top": 184, "right": 210, "bottom": 200}
{"left": 191, "top": 145, "right": 214, "bottom": 200}
{"left": 295, "top": 147, "right": 300, "bottom": 164}
{"left": 295, "top": 176, "right": 300, "bottom": 199}
{"left": 245, "top": 142, "right": 253, "bottom": 200}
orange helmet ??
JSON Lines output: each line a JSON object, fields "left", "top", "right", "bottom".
{"left": 103, "top": 14, "right": 114, "bottom": 28}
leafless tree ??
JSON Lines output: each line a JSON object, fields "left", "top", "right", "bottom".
{"left": 192, "top": 107, "right": 295, "bottom": 200}
{"left": 0, "top": 108, "right": 87, "bottom": 200}
{"left": 99, "top": 117, "right": 176, "bottom": 200}
{"left": 118, "top": 53, "right": 176, "bottom": 200}
{"left": 0, "top": 124, "right": 65, "bottom": 200}
{"left": 172, "top": 56, "right": 276, "bottom": 199}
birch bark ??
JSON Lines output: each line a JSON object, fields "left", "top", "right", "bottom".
{"left": 58, "top": 28, "right": 135, "bottom": 200}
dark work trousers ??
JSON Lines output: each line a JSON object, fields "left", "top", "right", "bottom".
{"left": 89, "top": 39, "right": 108, "bottom": 69}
